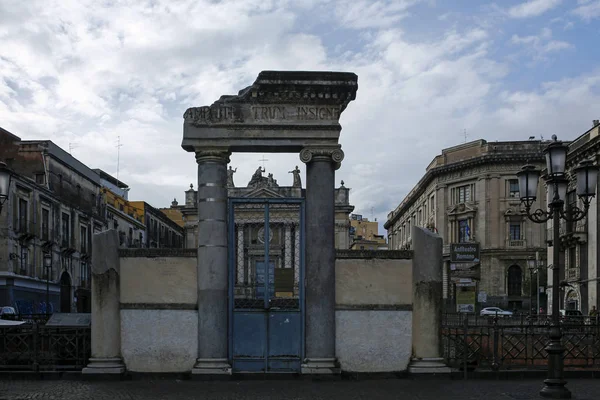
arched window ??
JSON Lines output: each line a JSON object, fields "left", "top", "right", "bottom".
{"left": 507, "top": 265, "right": 522, "bottom": 296}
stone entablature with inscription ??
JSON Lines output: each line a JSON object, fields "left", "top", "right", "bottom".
{"left": 182, "top": 71, "right": 358, "bottom": 154}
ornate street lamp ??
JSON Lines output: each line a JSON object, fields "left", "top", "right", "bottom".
{"left": 44, "top": 252, "right": 53, "bottom": 316}
{"left": 528, "top": 258, "right": 536, "bottom": 316}
{"left": 517, "top": 135, "right": 598, "bottom": 399}
{"left": 0, "top": 161, "right": 12, "bottom": 215}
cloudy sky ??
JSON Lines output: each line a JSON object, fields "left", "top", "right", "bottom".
{"left": 2, "top": 0, "right": 600, "bottom": 232}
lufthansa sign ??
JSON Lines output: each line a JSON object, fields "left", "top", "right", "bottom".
{"left": 450, "top": 243, "right": 480, "bottom": 263}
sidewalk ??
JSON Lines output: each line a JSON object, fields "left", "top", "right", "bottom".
{"left": 0, "top": 378, "right": 598, "bottom": 400}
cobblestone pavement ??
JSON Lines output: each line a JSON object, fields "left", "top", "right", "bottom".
{"left": 0, "top": 379, "right": 598, "bottom": 400}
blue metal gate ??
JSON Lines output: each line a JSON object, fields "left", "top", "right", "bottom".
{"left": 228, "top": 198, "right": 304, "bottom": 373}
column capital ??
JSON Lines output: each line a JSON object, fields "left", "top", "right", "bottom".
{"left": 299, "top": 146, "right": 344, "bottom": 169}
{"left": 195, "top": 148, "right": 231, "bottom": 164}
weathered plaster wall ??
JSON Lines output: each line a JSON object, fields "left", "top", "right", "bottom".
{"left": 119, "top": 250, "right": 198, "bottom": 373}
{"left": 117, "top": 250, "right": 414, "bottom": 373}
{"left": 120, "top": 256, "right": 197, "bottom": 305}
{"left": 335, "top": 252, "right": 413, "bottom": 372}
{"left": 336, "top": 258, "right": 412, "bottom": 306}
{"left": 336, "top": 310, "right": 412, "bottom": 372}
{"left": 120, "top": 310, "right": 197, "bottom": 372}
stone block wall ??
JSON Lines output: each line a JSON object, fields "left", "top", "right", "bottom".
{"left": 113, "top": 249, "right": 413, "bottom": 373}
{"left": 335, "top": 250, "right": 413, "bottom": 372}
{"left": 119, "top": 249, "right": 197, "bottom": 373}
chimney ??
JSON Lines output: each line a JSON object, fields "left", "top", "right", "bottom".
{"left": 594, "top": 120, "right": 599, "bottom": 127}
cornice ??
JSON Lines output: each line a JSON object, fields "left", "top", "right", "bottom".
{"left": 384, "top": 153, "right": 544, "bottom": 229}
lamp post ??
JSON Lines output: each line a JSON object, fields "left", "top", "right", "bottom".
{"left": 528, "top": 258, "right": 536, "bottom": 316}
{"left": 0, "top": 161, "right": 12, "bottom": 215}
{"left": 44, "top": 252, "right": 52, "bottom": 315}
{"left": 517, "top": 135, "right": 598, "bottom": 399}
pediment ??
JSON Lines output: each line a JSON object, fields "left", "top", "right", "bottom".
{"left": 242, "top": 187, "right": 285, "bottom": 198}
{"left": 448, "top": 202, "right": 477, "bottom": 215}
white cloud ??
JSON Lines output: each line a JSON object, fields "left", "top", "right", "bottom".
{"left": 508, "top": 0, "right": 562, "bottom": 18}
{"left": 1, "top": 0, "right": 599, "bottom": 232}
{"left": 334, "top": 0, "right": 422, "bottom": 29}
{"left": 510, "top": 28, "right": 572, "bottom": 62}
{"left": 572, "top": 0, "right": 600, "bottom": 20}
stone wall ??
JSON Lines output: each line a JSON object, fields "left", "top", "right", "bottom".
{"left": 335, "top": 250, "right": 412, "bottom": 372}
{"left": 119, "top": 249, "right": 197, "bottom": 373}
{"left": 115, "top": 249, "right": 413, "bottom": 373}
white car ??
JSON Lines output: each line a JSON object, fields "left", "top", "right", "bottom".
{"left": 480, "top": 307, "right": 513, "bottom": 317}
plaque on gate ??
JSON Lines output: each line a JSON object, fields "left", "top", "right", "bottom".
{"left": 45, "top": 313, "right": 91, "bottom": 327}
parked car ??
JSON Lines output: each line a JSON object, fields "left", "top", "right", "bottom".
{"left": 480, "top": 307, "right": 513, "bottom": 317}
{"left": 559, "top": 309, "right": 583, "bottom": 324}
{"left": 0, "top": 306, "right": 17, "bottom": 320}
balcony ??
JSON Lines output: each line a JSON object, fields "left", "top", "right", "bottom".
{"left": 506, "top": 239, "right": 526, "bottom": 248}
{"left": 15, "top": 217, "right": 36, "bottom": 241}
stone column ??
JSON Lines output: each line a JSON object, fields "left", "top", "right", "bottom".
{"left": 192, "top": 148, "right": 232, "bottom": 375}
{"left": 300, "top": 146, "right": 344, "bottom": 374}
{"left": 83, "top": 229, "right": 125, "bottom": 374}
{"left": 409, "top": 226, "right": 450, "bottom": 374}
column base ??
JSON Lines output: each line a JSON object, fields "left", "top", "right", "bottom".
{"left": 540, "top": 379, "right": 572, "bottom": 399}
{"left": 191, "top": 358, "right": 232, "bottom": 375}
{"left": 301, "top": 358, "right": 340, "bottom": 374}
{"left": 82, "top": 357, "right": 126, "bottom": 374}
{"left": 408, "top": 358, "right": 451, "bottom": 374}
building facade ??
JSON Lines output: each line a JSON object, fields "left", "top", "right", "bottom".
{"left": 0, "top": 127, "right": 104, "bottom": 313}
{"left": 546, "top": 120, "right": 600, "bottom": 315}
{"left": 94, "top": 169, "right": 146, "bottom": 248}
{"left": 349, "top": 213, "right": 387, "bottom": 250}
{"left": 385, "top": 139, "right": 548, "bottom": 312}
{"left": 129, "top": 201, "right": 184, "bottom": 249}
{"left": 180, "top": 168, "right": 355, "bottom": 250}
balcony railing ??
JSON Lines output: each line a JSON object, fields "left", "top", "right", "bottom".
{"left": 15, "top": 217, "right": 36, "bottom": 236}
{"left": 506, "top": 239, "right": 526, "bottom": 248}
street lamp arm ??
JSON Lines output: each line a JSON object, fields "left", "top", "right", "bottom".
{"left": 559, "top": 203, "right": 590, "bottom": 222}
{"left": 522, "top": 205, "right": 552, "bottom": 223}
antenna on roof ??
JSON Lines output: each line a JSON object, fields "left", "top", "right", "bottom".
{"left": 463, "top": 128, "right": 468, "bottom": 143}
{"left": 68, "top": 142, "right": 78, "bottom": 155}
{"left": 116, "top": 136, "right": 123, "bottom": 182}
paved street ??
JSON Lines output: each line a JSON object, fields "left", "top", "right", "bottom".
{"left": 0, "top": 379, "right": 598, "bottom": 400}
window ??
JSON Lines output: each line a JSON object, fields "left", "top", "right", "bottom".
{"left": 113, "top": 219, "right": 118, "bottom": 229}
{"left": 80, "top": 261, "right": 89, "bottom": 287}
{"left": 507, "top": 265, "right": 522, "bottom": 296}
{"left": 20, "top": 246, "right": 29, "bottom": 275}
{"left": 80, "top": 225, "right": 88, "bottom": 253}
{"left": 35, "top": 173, "right": 45, "bottom": 184}
{"left": 41, "top": 209, "right": 50, "bottom": 241}
{"left": 18, "top": 199, "right": 28, "bottom": 232}
{"left": 458, "top": 219, "right": 470, "bottom": 242}
{"left": 429, "top": 195, "right": 435, "bottom": 215}
{"left": 509, "top": 223, "right": 521, "bottom": 241}
{"left": 62, "top": 255, "right": 72, "bottom": 271}
{"left": 61, "top": 213, "right": 70, "bottom": 247}
{"left": 508, "top": 179, "right": 519, "bottom": 198}
{"left": 457, "top": 185, "right": 471, "bottom": 203}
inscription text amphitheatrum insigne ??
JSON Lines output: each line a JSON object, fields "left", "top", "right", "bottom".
{"left": 186, "top": 105, "right": 341, "bottom": 123}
